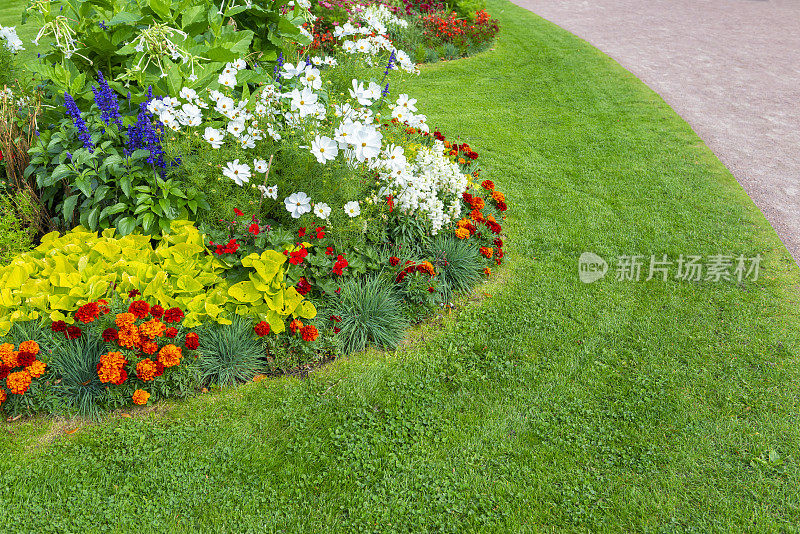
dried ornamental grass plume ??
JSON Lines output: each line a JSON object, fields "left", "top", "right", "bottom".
{"left": 158, "top": 344, "right": 182, "bottom": 368}
{"left": 132, "top": 389, "right": 150, "bottom": 405}
{"left": 6, "top": 370, "right": 31, "bottom": 394}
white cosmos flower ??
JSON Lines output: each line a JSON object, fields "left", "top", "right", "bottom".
{"left": 310, "top": 135, "right": 338, "bottom": 163}
{"left": 300, "top": 68, "right": 322, "bottom": 90}
{"left": 227, "top": 119, "right": 246, "bottom": 138}
{"left": 203, "top": 127, "right": 225, "bottom": 149}
{"left": 253, "top": 159, "right": 269, "bottom": 173}
{"left": 366, "top": 81, "right": 382, "bottom": 100}
{"left": 343, "top": 201, "right": 361, "bottom": 218}
{"left": 334, "top": 120, "right": 358, "bottom": 149}
{"left": 396, "top": 93, "right": 417, "bottom": 112}
{"left": 258, "top": 184, "right": 278, "bottom": 199}
{"left": 221, "top": 64, "right": 238, "bottom": 77}
{"left": 289, "top": 87, "right": 319, "bottom": 117}
{"left": 281, "top": 62, "right": 305, "bottom": 79}
{"left": 284, "top": 192, "right": 312, "bottom": 218}
{"left": 342, "top": 41, "right": 356, "bottom": 54}
{"left": 218, "top": 72, "right": 237, "bottom": 88}
{"left": 222, "top": 159, "right": 251, "bottom": 186}
{"left": 349, "top": 79, "right": 373, "bottom": 106}
{"left": 352, "top": 126, "right": 383, "bottom": 162}
{"left": 384, "top": 144, "right": 407, "bottom": 171}
{"left": 215, "top": 96, "right": 235, "bottom": 116}
{"left": 314, "top": 202, "right": 331, "bottom": 219}
{"left": 179, "top": 87, "right": 198, "bottom": 101}
{"left": 232, "top": 58, "right": 247, "bottom": 70}
{"left": 208, "top": 90, "right": 225, "bottom": 103}
{"left": 239, "top": 135, "right": 256, "bottom": 149}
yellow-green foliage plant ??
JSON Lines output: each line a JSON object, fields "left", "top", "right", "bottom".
{"left": 0, "top": 221, "right": 315, "bottom": 335}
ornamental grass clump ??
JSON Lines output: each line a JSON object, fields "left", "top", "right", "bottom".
{"left": 325, "top": 274, "right": 407, "bottom": 354}
{"left": 428, "top": 234, "right": 484, "bottom": 300}
{"left": 196, "top": 316, "right": 265, "bottom": 387}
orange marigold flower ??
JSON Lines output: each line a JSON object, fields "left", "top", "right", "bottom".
{"left": 136, "top": 358, "right": 157, "bottom": 382}
{"left": 26, "top": 360, "right": 47, "bottom": 378}
{"left": 487, "top": 214, "right": 497, "bottom": 223}
{"left": 457, "top": 218, "right": 471, "bottom": 229}
{"left": 481, "top": 180, "right": 495, "bottom": 190}
{"left": 470, "top": 209, "right": 484, "bottom": 222}
{"left": 132, "top": 389, "right": 150, "bottom": 405}
{"left": 0, "top": 343, "right": 18, "bottom": 367}
{"left": 157, "top": 344, "right": 182, "bottom": 368}
{"left": 458, "top": 157, "right": 466, "bottom": 165}
{"left": 479, "top": 247, "right": 494, "bottom": 259}
{"left": 484, "top": 267, "right": 491, "bottom": 276}
{"left": 289, "top": 319, "right": 304, "bottom": 334}
{"left": 18, "top": 340, "right": 39, "bottom": 357}
{"left": 300, "top": 324, "right": 319, "bottom": 342}
{"left": 0, "top": 389, "right": 5, "bottom": 404}
{"left": 141, "top": 340, "right": 159, "bottom": 355}
{"left": 491, "top": 191, "right": 505, "bottom": 203}
{"left": 469, "top": 197, "right": 485, "bottom": 210}
{"left": 6, "top": 370, "right": 32, "bottom": 394}
{"left": 117, "top": 325, "right": 140, "bottom": 349}
{"left": 97, "top": 351, "right": 128, "bottom": 384}
{"left": 454, "top": 227, "right": 470, "bottom": 240}
{"left": 139, "top": 318, "right": 166, "bottom": 340}
{"left": 115, "top": 313, "right": 136, "bottom": 327}
{"left": 417, "top": 261, "right": 436, "bottom": 277}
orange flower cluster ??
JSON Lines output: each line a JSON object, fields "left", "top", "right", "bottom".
{"left": 132, "top": 389, "right": 150, "bottom": 405}
{"left": 1, "top": 340, "right": 47, "bottom": 400}
{"left": 97, "top": 351, "right": 128, "bottom": 385}
{"left": 157, "top": 344, "right": 182, "bottom": 368}
{"left": 479, "top": 247, "right": 494, "bottom": 259}
{"left": 420, "top": 10, "right": 499, "bottom": 50}
{"left": 288, "top": 319, "right": 319, "bottom": 342}
{"left": 395, "top": 260, "right": 437, "bottom": 283}
{"left": 136, "top": 358, "right": 158, "bottom": 382}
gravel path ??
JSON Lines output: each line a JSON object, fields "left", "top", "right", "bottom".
{"left": 510, "top": 0, "right": 800, "bottom": 262}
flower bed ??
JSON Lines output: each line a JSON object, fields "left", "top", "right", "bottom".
{"left": 0, "top": 0, "right": 507, "bottom": 417}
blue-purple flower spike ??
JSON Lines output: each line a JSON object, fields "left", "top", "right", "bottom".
{"left": 91, "top": 71, "right": 123, "bottom": 127}
{"left": 63, "top": 92, "right": 95, "bottom": 152}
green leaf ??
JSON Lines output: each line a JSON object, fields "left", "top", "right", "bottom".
{"left": 120, "top": 175, "right": 133, "bottom": 197}
{"left": 62, "top": 195, "right": 79, "bottom": 224}
{"left": 117, "top": 217, "right": 137, "bottom": 236}
{"left": 74, "top": 173, "right": 93, "bottom": 198}
{"left": 99, "top": 203, "right": 128, "bottom": 221}
{"left": 108, "top": 12, "right": 142, "bottom": 25}
{"left": 88, "top": 206, "right": 100, "bottom": 230}
{"left": 149, "top": 0, "right": 171, "bottom": 20}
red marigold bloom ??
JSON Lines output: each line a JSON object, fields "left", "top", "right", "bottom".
{"left": 332, "top": 254, "right": 348, "bottom": 276}
{"left": 150, "top": 305, "right": 164, "bottom": 318}
{"left": 51, "top": 320, "right": 67, "bottom": 333}
{"left": 254, "top": 321, "right": 270, "bottom": 337}
{"left": 389, "top": 256, "right": 400, "bottom": 267}
{"left": 154, "top": 361, "right": 165, "bottom": 377}
{"left": 17, "top": 351, "right": 36, "bottom": 368}
{"left": 97, "top": 299, "right": 110, "bottom": 315}
{"left": 496, "top": 200, "right": 507, "bottom": 212}
{"left": 65, "top": 325, "right": 82, "bottom": 340}
{"left": 165, "top": 327, "right": 178, "bottom": 338}
{"left": 333, "top": 326, "right": 341, "bottom": 334}
{"left": 427, "top": 287, "right": 435, "bottom": 293}
{"left": 298, "top": 227, "right": 306, "bottom": 237}
{"left": 396, "top": 271, "right": 408, "bottom": 283}
{"left": 479, "top": 247, "right": 494, "bottom": 259}
{"left": 163, "top": 307, "right": 184, "bottom": 324}
{"left": 325, "top": 246, "right": 334, "bottom": 255}
{"left": 484, "top": 267, "right": 491, "bottom": 276}
{"left": 185, "top": 332, "right": 199, "bottom": 350}
{"left": 249, "top": 223, "right": 260, "bottom": 235}
{"left": 482, "top": 180, "right": 495, "bottom": 190}
{"left": 296, "top": 277, "right": 312, "bottom": 296}
{"left": 128, "top": 300, "right": 150, "bottom": 319}
{"left": 75, "top": 302, "right": 100, "bottom": 323}
{"left": 494, "top": 238, "right": 504, "bottom": 248}
{"left": 234, "top": 208, "right": 244, "bottom": 216}
{"left": 462, "top": 192, "right": 473, "bottom": 204}
{"left": 289, "top": 319, "right": 303, "bottom": 334}
{"left": 300, "top": 324, "right": 319, "bottom": 342}
{"left": 0, "top": 363, "right": 11, "bottom": 380}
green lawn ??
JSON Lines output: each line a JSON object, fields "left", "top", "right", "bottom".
{"left": 2, "top": 0, "right": 800, "bottom": 531}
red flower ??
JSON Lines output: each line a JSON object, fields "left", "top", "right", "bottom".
{"left": 289, "top": 247, "right": 308, "bottom": 266}
{"left": 128, "top": 300, "right": 150, "bottom": 319}
{"left": 17, "top": 351, "right": 36, "bottom": 368}
{"left": 298, "top": 227, "right": 306, "bottom": 237}
{"left": 333, "top": 326, "right": 341, "bottom": 334}
{"left": 296, "top": 277, "right": 312, "bottom": 296}
{"left": 150, "top": 305, "right": 164, "bottom": 318}
{"left": 65, "top": 325, "right": 82, "bottom": 340}
{"left": 248, "top": 223, "right": 260, "bottom": 235}
{"left": 330, "top": 315, "right": 342, "bottom": 323}
{"left": 254, "top": 321, "right": 270, "bottom": 337}
{"left": 427, "top": 287, "right": 435, "bottom": 293}
{"left": 163, "top": 307, "right": 184, "bottom": 324}
{"left": 300, "top": 324, "right": 319, "bottom": 342}
{"left": 462, "top": 192, "right": 473, "bottom": 204}
{"left": 493, "top": 238, "right": 503, "bottom": 248}
{"left": 51, "top": 320, "right": 67, "bottom": 333}
{"left": 184, "top": 332, "right": 199, "bottom": 350}
{"left": 234, "top": 208, "right": 244, "bottom": 216}
{"left": 481, "top": 180, "right": 495, "bottom": 190}
{"left": 75, "top": 302, "right": 100, "bottom": 323}
{"left": 165, "top": 327, "right": 178, "bottom": 338}
{"left": 332, "top": 254, "right": 348, "bottom": 276}
{"left": 315, "top": 226, "right": 325, "bottom": 239}
{"left": 102, "top": 328, "right": 119, "bottom": 342}
{"left": 389, "top": 256, "right": 400, "bottom": 267}
{"left": 0, "top": 363, "right": 10, "bottom": 380}
{"left": 97, "top": 299, "right": 110, "bottom": 315}
{"left": 496, "top": 200, "right": 507, "bottom": 212}
{"left": 325, "top": 246, "right": 334, "bottom": 255}
{"left": 154, "top": 361, "right": 165, "bottom": 377}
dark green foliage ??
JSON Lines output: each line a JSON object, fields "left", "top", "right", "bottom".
{"left": 324, "top": 274, "right": 407, "bottom": 354}
{"left": 196, "top": 316, "right": 264, "bottom": 387}
{"left": 0, "top": 193, "right": 34, "bottom": 264}
{"left": 49, "top": 336, "right": 106, "bottom": 418}
{"left": 428, "top": 234, "right": 483, "bottom": 299}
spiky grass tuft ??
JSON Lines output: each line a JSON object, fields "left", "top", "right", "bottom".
{"left": 49, "top": 336, "right": 107, "bottom": 419}
{"left": 428, "top": 234, "right": 484, "bottom": 300}
{"left": 196, "top": 316, "right": 264, "bottom": 387}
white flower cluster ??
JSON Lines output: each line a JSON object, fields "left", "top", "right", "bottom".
{"left": 379, "top": 140, "right": 468, "bottom": 234}
{"left": 361, "top": 4, "right": 409, "bottom": 31}
{"left": 336, "top": 20, "right": 417, "bottom": 74}
{"left": 0, "top": 25, "right": 24, "bottom": 53}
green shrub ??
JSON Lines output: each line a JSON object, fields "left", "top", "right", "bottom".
{"left": 428, "top": 234, "right": 483, "bottom": 300}
{"left": 196, "top": 316, "right": 264, "bottom": 387}
{"left": 0, "top": 193, "right": 35, "bottom": 265}
{"left": 447, "top": 0, "right": 486, "bottom": 19}
{"left": 49, "top": 335, "right": 106, "bottom": 418}
{"left": 324, "top": 275, "right": 407, "bottom": 354}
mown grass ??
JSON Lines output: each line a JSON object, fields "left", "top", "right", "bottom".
{"left": 2, "top": 0, "right": 800, "bottom": 531}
